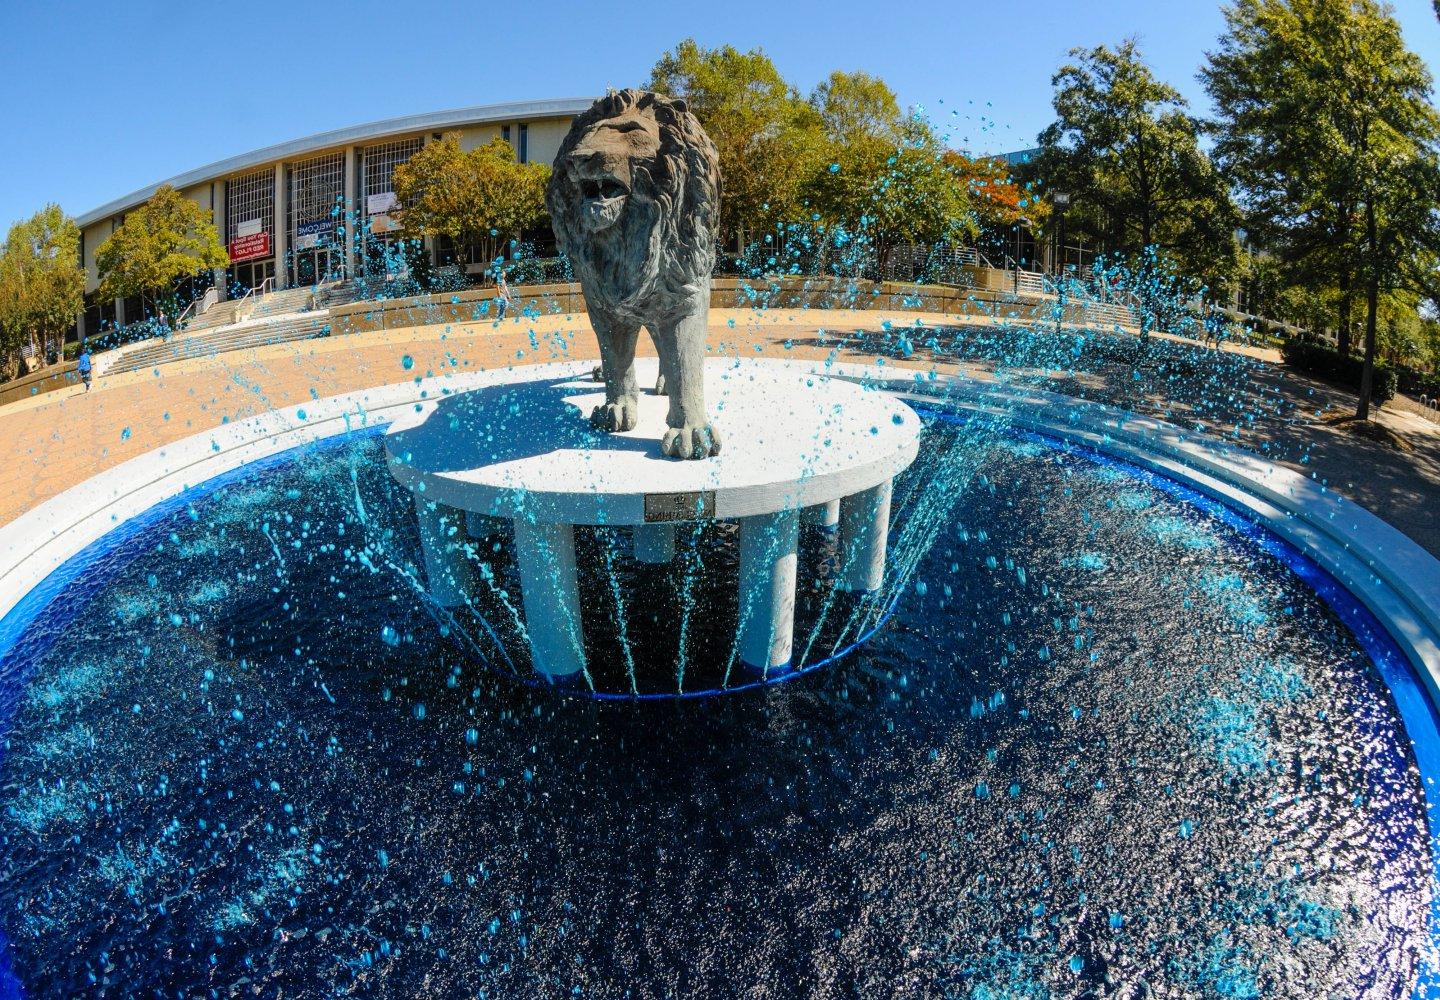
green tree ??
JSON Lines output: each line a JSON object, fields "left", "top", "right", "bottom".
{"left": 649, "top": 39, "right": 825, "bottom": 252}
{"left": 1030, "top": 39, "right": 1239, "bottom": 289}
{"left": 0, "top": 205, "right": 85, "bottom": 375}
{"left": 392, "top": 134, "right": 549, "bottom": 275}
{"left": 811, "top": 70, "right": 903, "bottom": 145}
{"left": 1204, "top": 0, "right": 1440, "bottom": 419}
{"left": 95, "top": 185, "right": 227, "bottom": 321}
{"left": 801, "top": 72, "right": 974, "bottom": 277}
{"left": 803, "top": 123, "right": 974, "bottom": 277}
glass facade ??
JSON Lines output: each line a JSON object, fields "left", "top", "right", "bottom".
{"left": 287, "top": 152, "right": 346, "bottom": 286}
{"left": 359, "top": 137, "right": 423, "bottom": 276}
{"left": 224, "top": 168, "right": 276, "bottom": 294}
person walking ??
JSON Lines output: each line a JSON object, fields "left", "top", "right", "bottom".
{"left": 77, "top": 344, "right": 93, "bottom": 392}
{"left": 494, "top": 265, "right": 512, "bottom": 321}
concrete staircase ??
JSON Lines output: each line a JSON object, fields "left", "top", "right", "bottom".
{"left": 98, "top": 313, "right": 331, "bottom": 378}
{"left": 178, "top": 298, "right": 244, "bottom": 334}
{"left": 246, "top": 286, "right": 315, "bottom": 320}
{"left": 315, "top": 280, "right": 361, "bottom": 310}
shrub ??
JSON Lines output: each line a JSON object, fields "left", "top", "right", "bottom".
{"left": 89, "top": 318, "right": 171, "bottom": 354}
{"left": 1396, "top": 365, "right": 1440, "bottom": 400}
{"left": 1279, "top": 336, "right": 1397, "bottom": 405}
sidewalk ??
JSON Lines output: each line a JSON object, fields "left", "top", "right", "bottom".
{"left": 0, "top": 307, "right": 1435, "bottom": 557}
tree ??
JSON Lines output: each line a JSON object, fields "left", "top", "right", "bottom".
{"left": 797, "top": 71, "right": 975, "bottom": 278}
{"left": 649, "top": 39, "right": 825, "bottom": 251}
{"left": 1204, "top": 0, "right": 1440, "bottom": 419}
{"left": 95, "top": 185, "right": 227, "bottom": 321}
{"left": 391, "top": 134, "right": 549, "bottom": 275}
{"left": 803, "top": 120, "right": 975, "bottom": 277}
{"left": 811, "top": 70, "right": 903, "bottom": 145}
{"left": 1029, "top": 39, "right": 1239, "bottom": 289}
{"left": 0, "top": 205, "right": 85, "bottom": 375}
{"left": 943, "top": 151, "right": 1052, "bottom": 264}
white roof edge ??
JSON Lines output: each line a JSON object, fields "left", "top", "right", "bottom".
{"left": 76, "top": 96, "right": 598, "bottom": 229}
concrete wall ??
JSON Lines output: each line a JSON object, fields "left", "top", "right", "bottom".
{"left": 525, "top": 119, "right": 570, "bottom": 168}
{"left": 81, "top": 220, "right": 113, "bottom": 289}
{"left": 456, "top": 116, "right": 567, "bottom": 165}
{"left": 325, "top": 275, "right": 1140, "bottom": 338}
{"left": 456, "top": 125, "right": 505, "bottom": 152}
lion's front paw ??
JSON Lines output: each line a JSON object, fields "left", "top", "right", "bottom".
{"left": 591, "top": 398, "right": 638, "bottom": 432}
{"left": 661, "top": 423, "right": 722, "bottom": 460}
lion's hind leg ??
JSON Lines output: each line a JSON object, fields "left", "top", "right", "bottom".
{"left": 590, "top": 313, "right": 641, "bottom": 432}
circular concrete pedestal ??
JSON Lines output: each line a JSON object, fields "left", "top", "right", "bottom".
{"left": 384, "top": 358, "right": 921, "bottom": 683}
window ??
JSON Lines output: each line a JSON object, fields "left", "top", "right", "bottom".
{"left": 519, "top": 123, "right": 528, "bottom": 163}
{"left": 225, "top": 168, "right": 275, "bottom": 244}
{"left": 362, "top": 138, "right": 423, "bottom": 202}
{"left": 360, "top": 137, "right": 423, "bottom": 263}
{"left": 287, "top": 151, "right": 345, "bottom": 242}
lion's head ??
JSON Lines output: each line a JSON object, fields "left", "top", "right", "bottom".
{"left": 547, "top": 89, "right": 720, "bottom": 316}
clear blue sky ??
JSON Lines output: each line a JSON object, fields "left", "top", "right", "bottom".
{"left": 2, "top": 0, "right": 1438, "bottom": 232}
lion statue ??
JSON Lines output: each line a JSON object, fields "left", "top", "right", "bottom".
{"left": 547, "top": 89, "right": 722, "bottom": 459}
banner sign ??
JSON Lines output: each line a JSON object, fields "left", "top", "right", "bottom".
{"left": 228, "top": 231, "right": 270, "bottom": 263}
{"left": 366, "top": 192, "right": 397, "bottom": 215}
{"left": 295, "top": 219, "right": 334, "bottom": 237}
{"left": 236, "top": 218, "right": 263, "bottom": 238}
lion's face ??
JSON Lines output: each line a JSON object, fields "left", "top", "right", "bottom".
{"left": 549, "top": 89, "right": 720, "bottom": 316}
{"left": 562, "top": 109, "right": 663, "bottom": 234}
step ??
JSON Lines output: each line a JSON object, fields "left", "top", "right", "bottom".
{"left": 100, "top": 314, "right": 330, "bottom": 377}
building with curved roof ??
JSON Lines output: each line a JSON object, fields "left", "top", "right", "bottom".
{"left": 77, "top": 97, "right": 595, "bottom": 335}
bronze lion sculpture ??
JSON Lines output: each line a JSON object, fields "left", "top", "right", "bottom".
{"left": 547, "top": 89, "right": 722, "bottom": 459}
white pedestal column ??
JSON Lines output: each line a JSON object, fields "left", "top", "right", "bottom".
{"left": 838, "top": 479, "right": 892, "bottom": 592}
{"left": 803, "top": 499, "right": 841, "bottom": 531}
{"left": 464, "top": 510, "right": 509, "bottom": 540}
{"left": 633, "top": 523, "right": 676, "bottom": 564}
{"left": 414, "top": 495, "right": 474, "bottom": 607}
{"left": 737, "top": 509, "right": 800, "bottom": 673}
{"left": 512, "top": 519, "right": 586, "bottom": 681}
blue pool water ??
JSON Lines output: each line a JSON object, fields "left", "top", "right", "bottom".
{"left": 0, "top": 420, "right": 1433, "bottom": 998}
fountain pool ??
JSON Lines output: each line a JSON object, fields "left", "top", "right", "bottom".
{"left": 0, "top": 365, "right": 1438, "bottom": 997}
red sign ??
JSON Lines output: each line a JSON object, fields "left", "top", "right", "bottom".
{"left": 228, "top": 231, "right": 271, "bottom": 263}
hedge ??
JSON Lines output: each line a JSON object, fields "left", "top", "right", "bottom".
{"left": 1279, "top": 336, "right": 1397, "bottom": 405}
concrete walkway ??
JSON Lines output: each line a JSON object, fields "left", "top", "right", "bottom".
{"left": 1, "top": 307, "right": 1436, "bottom": 558}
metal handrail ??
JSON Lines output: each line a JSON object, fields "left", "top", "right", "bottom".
{"left": 228, "top": 276, "right": 276, "bottom": 324}
{"left": 176, "top": 286, "right": 221, "bottom": 328}
{"left": 238, "top": 276, "right": 275, "bottom": 306}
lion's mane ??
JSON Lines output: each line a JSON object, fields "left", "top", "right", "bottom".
{"left": 547, "top": 89, "right": 720, "bottom": 320}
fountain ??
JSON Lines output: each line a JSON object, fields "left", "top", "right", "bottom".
{"left": 0, "top": 93, "right": 1438, "bottom": 999}
{"left": 384, "top": 357, "right": 919, "bottom": 683}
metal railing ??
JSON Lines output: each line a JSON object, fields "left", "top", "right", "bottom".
{"left": 230, "top": 277, "right": 275, "bottom": 324}
{"left": 240, "top": 276, "right": 275, "bottom": 305}
{"left": 175, "top": 286, "right": 220, "bottom": 328}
